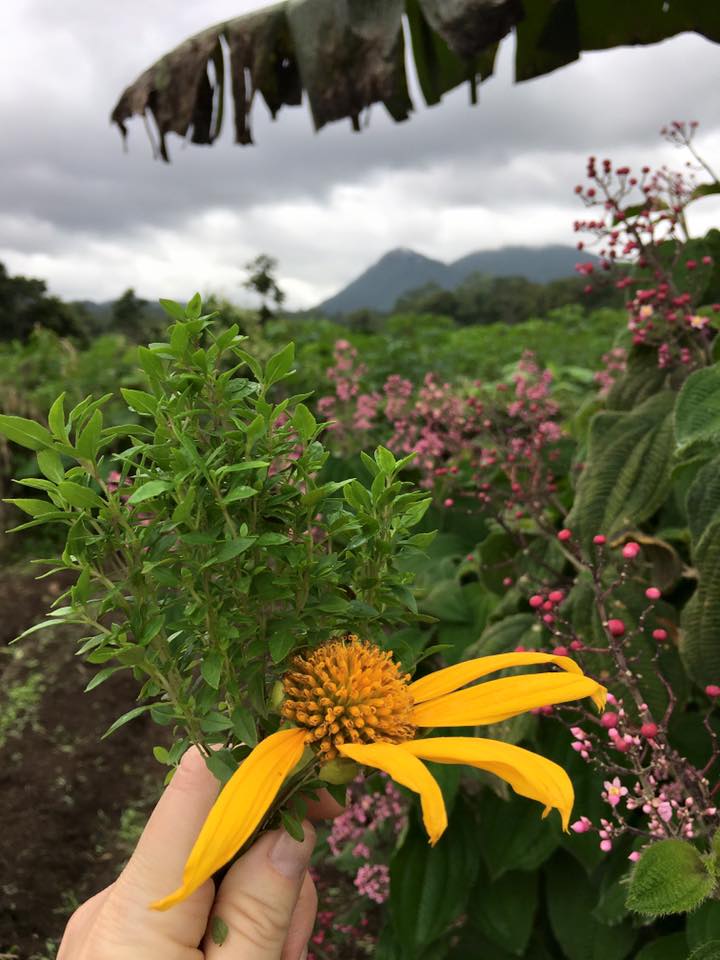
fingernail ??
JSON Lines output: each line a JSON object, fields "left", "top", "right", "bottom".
{"left": 269, "top": 824, "right": 314, "bottom": 879}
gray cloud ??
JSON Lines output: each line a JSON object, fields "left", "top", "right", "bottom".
{"left": 1, "top": 1, "right": 719, "bottom": 305}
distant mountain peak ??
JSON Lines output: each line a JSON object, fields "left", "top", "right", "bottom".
{"left": 317, "top": 244, "right": 588, "bottom": 315}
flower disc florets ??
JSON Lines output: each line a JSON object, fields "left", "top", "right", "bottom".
{"left": 281, "top": 635, "right": 416, "bottom": 760}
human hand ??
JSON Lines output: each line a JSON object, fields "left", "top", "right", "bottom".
{"left": 58, "top": 747, "right": 339, "bottom": 960}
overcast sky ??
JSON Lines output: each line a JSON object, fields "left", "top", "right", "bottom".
{"left": 2, "top": 1, "right": 720, "bottom": 308}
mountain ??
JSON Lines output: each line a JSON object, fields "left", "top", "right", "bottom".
{"left": 317, "top": 245, "right": 589, "bottom": 315}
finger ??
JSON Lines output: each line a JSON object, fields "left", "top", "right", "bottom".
{"left": 94, "top": 747, "right": 219, "bottom": 950}
{"left": 205, "top": 823, "right": 316, "bottom": 960}
{"left": 281, "top": 871, "right": 317, "bottom": 960}
{"left": 57, "top": 885, "right": 113, "bottom": 959}
{"left": 305, "top": 788, "right": 345, "bottom": 821}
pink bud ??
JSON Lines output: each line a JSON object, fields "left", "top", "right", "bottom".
{"left": 529, "top": 595, "right": 544, "bottom": 609}
{"left": 706, "top": 685, "right": 720, "bottom": 698}
{"left": 607, "top": 619, "right": 626, "bottom": 637}
{"left": 549, "top": 590, "right": 564, "bottom": 603}
{"left": 570, "top": 639, "right": 584, "bottom": 651}
{"left": 571, "top": 818, "right": 591, "bottom": 834}
{"left": 601, "top": 712, "right": 619, "bottom": 729}
{"left": 443, "top": 498, "right": 454, "bottom": 508}
{"left": 593, "top": 534, "right": 606, "bottom": 545}
{"left": 600, "top": 839, "right": 613, "bottom": 852}
{"left": 628, "top": 851, "right": 640, "bottom": 862}
{"left": 614, "top": 738, "right": 630, "bottom": 752}
{"left": 652, "top": 628, "right": 668, "bottom": 642}
{"left": 645, "top": 587, "right": 661, "bottom": 601}
{"left": 622, "top": 541, "right": 640, "bottom": 559}
{"left": 641, "top": 722, "right": 658, "bottom": 738}
{"left": 557, "top": 528, "right": 572, "bottom": 542}
{"left": 502, "top": 577, "right": 513, "bottom": 587}
{"left": 553, "top": 646, "right": 569, "bottom": 657}
{"left": 542, "top": 613, "right": 555, "bottom": 625}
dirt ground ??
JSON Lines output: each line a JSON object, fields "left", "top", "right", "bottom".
{"left": 0, "top": 570, "right": 165, "bottom": 958}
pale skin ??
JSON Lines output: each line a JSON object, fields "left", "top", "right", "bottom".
{"left": 57, "top": 747, "right": 342, "bottom": 960}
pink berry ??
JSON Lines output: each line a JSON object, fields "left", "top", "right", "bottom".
{"left": 553, "top": 646, "right": 569, "bottom": 657}
{"left": 641, "top": 722, "right": 659, "bottom": 738}
{"left": 542, "top": 600, "right": 553, "bottom": 611}
{"left": 652, "top": 628, "right": 668, "bottom": 642}
{"left": 543, "top": 613, "right": 555, "bottom": 624}
{"left": 557, "top": 528, "right": 572, "bottom": 541}
{"left": 502, "top": 577, "right": 513, "bottom": 586}
{"left": 600, "top": 839, "right": 613, "bottom": 852}
{"left": 706, "top": 685, "right": 720, "bottom": 698}
{"left": 607, "top": 619, "right": 626, "bottom": 637}
{"left": 614, "top": 738, "right": 630, "bottom": 752}
{"left": 645, "top": 587, "right": 661, "bottom": 601}
{"left": 549, "top": 590, "right": 564, "bottom": 603}
{"left": 529, "top": 595, "right": 544, "bottom": 609}
{"left": 443, "top": 498, "right": 454, "bottom": 508}
{"left": 622, "top": 541, "right": 640, "bottom": 559}
{"left": 601, "top": 712, "right": 619, "bottom": 729}
{"left": 570, "top": 639, "right": 584, "bottom": 651}
{"left": 593, "top": 534, "right": 606, "bottom": 545}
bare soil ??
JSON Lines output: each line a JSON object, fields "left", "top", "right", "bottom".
{"left": 0, "top": 571, "right": 164, "bottom": 957}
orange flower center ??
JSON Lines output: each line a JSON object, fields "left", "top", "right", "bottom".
{"left": 281, "top": 635, "right": 416, "bottom": 761}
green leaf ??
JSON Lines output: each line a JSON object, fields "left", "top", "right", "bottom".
{"left": 85, "top": 665, "right": 124, "bottom": 692}
{"left": 210, "top": 916, "right": 229, "bottom": 947}
{"left": 280, "top": 810, "right": 306, "bottom": 842}
{"left": 0, "top": 415, "right": 51, "bottom": 450}
{"left": 159, "top": 298, "right": 186, "bottom": 321}
{"left": 121, "top": 388, "right": 158, "bottom": 416}
{"left": 676, "top": 366, "right": 720, "bottom": 452}
{"left": 128, "top": 480, "right": 173, "bottom": 504}
{"left": 269, "top": 631, "right": 296, "bottom": 664}
{"left": 567, "top": 391, "right": 675, "bottom": 545}
{"left": 292, "top": 402, "right": 317, "bottom": 442}
{"left": 265, "top": 342, "right": 295, "bottom": 387}
{"left": 213, "top": 537, "right": 256, "bottom": 563}
{"left": 186, "top": 292, "right": 202, "bottom": 319}
{"left": 4, "top": 498, "right": 56, "bottom": 517}
{"left": 375, "top": 445, "right": 397, "bottom": 474}
{"left": 681, "top": 517, "right": 720, "bottom": 686}
{"left": 48, "top": 393, "right": 68, "bottom": 441}
{"left": 689, "top": 944, "right": 720, "bottom": 960}
{"left": 36, "top": 449, "right": 65, "bottom": 483}
{"left": 58, "top": 481, "right": 104, "bottom": 509}
{"left": 472, "top": 869, "right": 538, "bottom": 956}
{"left": 201, "top": 652, "right": 223, "bottom": 689}
{"left": 547, "top": 852, "right": 637, "bottom": 960}
{"left": 223, "top": 484, "right": 258, "bottom": 504}
{"left": 626, "top": 839, "right": 715, "bottom": 917}
{"left": 479, "top": 792, "right": 560, "bottom": 880}
{"left": 76, "top": 409, "right": 103, "bottom": 461}
{"left": 231, "top": 706, "right": 258, "bottom": 747}
{"left": 631, "top": 934, "right": 688, "bottom": 960}
{"left": 390, "top": 797, "right": 480, "bottom": 957}
{"left": 101, "top": 704, "right": 153, "bottom": 739}
{"left": 687, "top": 900, "right": 720, "bottom": 952}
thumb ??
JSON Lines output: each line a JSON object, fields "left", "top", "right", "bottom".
{"left": 205, "top": 823, "right": 316, "bottom": 960}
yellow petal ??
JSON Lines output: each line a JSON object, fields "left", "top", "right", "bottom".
{"left": 401, "top": 736, "right": 574, "bottom": 830}
{"left": 410, "top": 651, "right": 591, "bottom": 704}
{"left": 412, "top": 671, "right": 604, "bottom": 728}
{"left": 152, "top": 727, "right": 307, "bottom": 911}
{"left": 338, "top": 741, "right": 448, "bottom": 844}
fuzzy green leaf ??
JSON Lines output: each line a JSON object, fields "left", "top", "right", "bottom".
{"left": 627, "top": 839, "right": 715, "bottom": 917}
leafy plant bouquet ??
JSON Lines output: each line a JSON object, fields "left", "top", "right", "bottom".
{"left": 0, "top": 297, "right": 604, "bottom": 918}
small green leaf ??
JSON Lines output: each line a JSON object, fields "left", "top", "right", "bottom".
{"left": 265, "top": 342, "right": 295, "bottom": 387}
{"left": 128, "top": 480, "right": 173, "bottom": 504}
{"left": 0, "top": 415, "right": 51, "bottom": 450}
{"left": 375, "top": 445, "right": 397, "bottom": 474}
{"left": 210, "top": 916, "right": 229, "bottom": 947}
{"left": 76, "top": 409, "right": 103, "bottom": 460}
{"left": 292, "top": 403, "right": 317, "bottom": 442}
{"left": 280, "top": 810, "right": 305, "bottom": 842}
{"left": 223, "top": 484, "right": 257, "bottom": 504}
{"left": 689, "top": 943, "right": 720, "bottom": 960}
{"left": 186, "top": 292, "right": 202, "bottom": 319}
{"left": 36, "top": 450, "right": 64, "bottom": 483}
{"left": 101, "top": 704, "right": 153, "bottom": 739}
{"left": 201, "top": 652, "right": 223, "bottom": 690}
{"left": 627, "top": 839, "right": 715, "bottom": 916}
{"left": 48, "top": 393, "right": 68, "bottom": 441}
{"left": 269, "top": 631, "right": 295, "bottom": 664}
{"left": 231, "top": 706, "right": 258, "bottom": 746}
{"left": 159, "top": 298, "right": 186, "bottom": 321}
{"left": 121, "top": 388, "right": 158, "bottom": 416}
{"left": 58, "top": 481, "right": 104, "bottom": 509}
{"left": 212, "top": 538, "right": 256, "bottom": 563}
{"left": 153, "top": 745, "right": 171, "bottom": 764}
{"left": 4, "top": 498, "right": 56, "bottom": 517}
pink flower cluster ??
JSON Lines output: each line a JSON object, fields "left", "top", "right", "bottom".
{"left": 522, "top": 531, "right": 720, "bottom": 861}
{"left": 573, "top": 122, "right": 719, "bottom": 370}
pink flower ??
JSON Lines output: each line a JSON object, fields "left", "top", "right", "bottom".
{"left": 604, "top": 777, "right": 628, "bottom": 807}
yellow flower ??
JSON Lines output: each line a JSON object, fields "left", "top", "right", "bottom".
{"left": 152, "top": 636, "right": 605, "bottom": 910}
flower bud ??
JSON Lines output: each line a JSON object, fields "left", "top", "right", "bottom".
{"left": 705, "top": 685, "right": 720, "bottom": 698}
{"left": 652, "top": 629, "right": 668, "bottom": 642}
{"left": 607, "top": 619, "right": 626, "bottom": 637}
{"left": 645, "top": 587, "right": 661, "bottom": 601}
{"left": 641, "top": 722, "right": 658, "bottom": 739}
{"left": 622, "top": 541, "right": 640, "bottom": 559}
